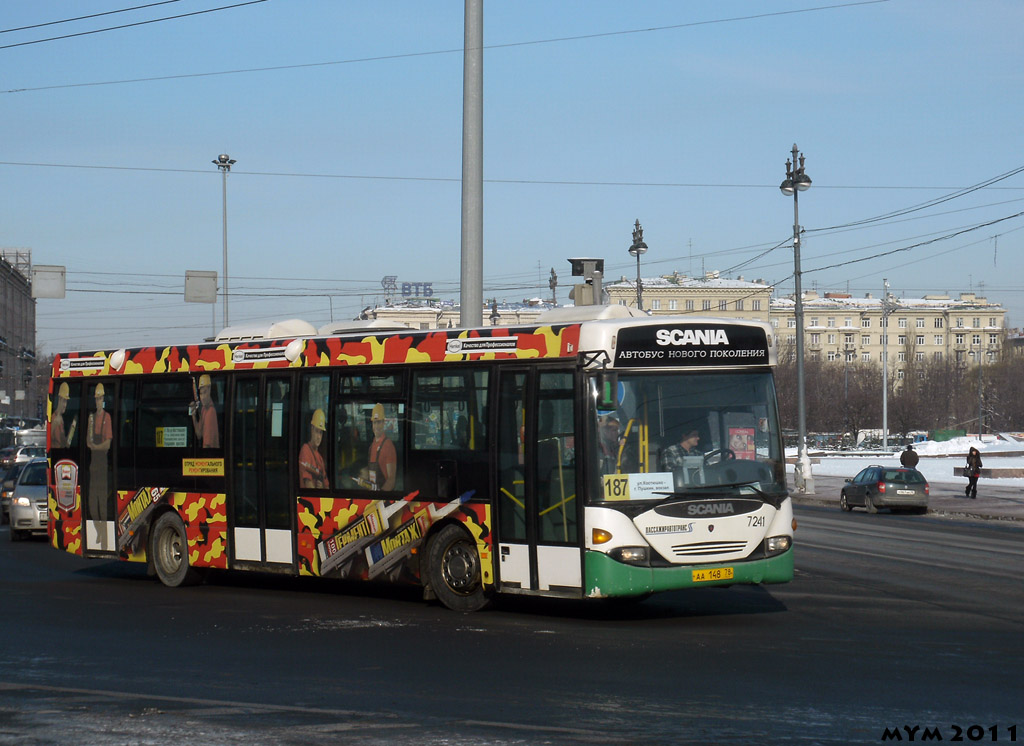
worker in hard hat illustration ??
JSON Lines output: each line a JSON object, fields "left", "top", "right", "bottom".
{"left": 86, "top": 382, "right": 113, "bottom": 525}
{"left": 51, "top": 381, "right": 78, "bottom": 449}
{"left": 299, "top": 409, "right": 329, "bottom": 489}
{"left": 190, "top": 373, "right": 220, "bottom": 448}
{"left": 368, "top": 403, "right": 397, "bottom": 491}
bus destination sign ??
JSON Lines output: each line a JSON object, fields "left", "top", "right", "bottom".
{"left": 613, "top": 323, "right": 769, "bottom": 368}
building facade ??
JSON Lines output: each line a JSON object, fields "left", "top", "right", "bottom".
{"left": 604, "top": 271, "right": 773, "bottom": 322}
{"left": 0, "top": 250, "right": 39, "bottom": 420}
{"left": 769, "top": 290, "right": 1006, "bottom": 383}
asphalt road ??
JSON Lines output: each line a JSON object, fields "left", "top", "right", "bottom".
{"left": 0, "top": 508, "right": 1021, "bottom": 745}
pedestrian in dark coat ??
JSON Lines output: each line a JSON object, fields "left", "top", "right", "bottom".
{"left": 900, "top": 444, "right": 919, "bottom": 469}
{"left": 965, "top": 446, "right": 983, "bottom": 499}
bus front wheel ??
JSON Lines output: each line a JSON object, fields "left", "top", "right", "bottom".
{"left": 151, "top": 512, "right": 203, "bottom": 587}
{"left": 426, "top": 524, "right": 489, "bottom": 612}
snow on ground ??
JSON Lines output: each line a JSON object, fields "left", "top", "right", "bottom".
{"left": 787, "top": 435, "right": 1024, "bottom": 487}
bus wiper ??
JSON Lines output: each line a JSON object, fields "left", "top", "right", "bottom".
{"left": 653, "top": 481, "right": 769, "bottom": 503}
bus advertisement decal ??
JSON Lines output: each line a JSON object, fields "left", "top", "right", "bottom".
{"left": 116, "top": 487, "right": 169, "bottom": 552}
{"left": 182, "top": 458, "right": 225, "bottom": 477}
{"left": 53, "top": 459, "right": 79, "bottom": 512}
{"left": 316, "top": 493, "right": 417, "bottom": 575}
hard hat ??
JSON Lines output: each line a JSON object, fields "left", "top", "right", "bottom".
{"left": 311, "top": 409, "right": 326, "bottom": 431}
{"left": 94, "top": 383, "right": 105, "bottom": 397}
{"left": 371, "top": 403, "right": 385, "bottom": 422}
{"left": 199, "top": 374, "right": 211, "bottom": 388}
{"left": 58, "top": 382, "right": 70, "bottom": 399}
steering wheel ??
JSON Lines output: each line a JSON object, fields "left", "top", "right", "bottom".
{"left": 702, "top": 448, "right": 737, "bottom": 467}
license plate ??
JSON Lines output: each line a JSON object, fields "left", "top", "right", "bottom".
{"left": 692, "top": 567, "right": 734, "bottom": 583}
{"left": 896, "top": 489, "right": 915, "bottom": 495}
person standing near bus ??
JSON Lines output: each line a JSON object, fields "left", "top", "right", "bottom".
{"left": 368, "top": 403, "right": 396, "bottom": 491}
{"left": 299, "top": 409, "right": 329, "bottom": 489}
{"left": 51, "top": 382, "right": 78, "bottom": 449}
{"left": 86, "top": 383, "right": 113, "bottom": 521}
{"left": 191, "top": 374, "right": 220, "bottom": 448}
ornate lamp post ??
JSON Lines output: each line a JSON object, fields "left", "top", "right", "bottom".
{"left": 780, "top": 144, "right": 814, "bottom": 494}
{"left": 628, "top": 220, "right": 648, "bottom": 311}
{"left": 213, "top": 154, "right": 236, "bottom": 328}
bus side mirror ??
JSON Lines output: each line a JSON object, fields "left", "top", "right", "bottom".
{"left": 597, "top": 371, "right": 618, "bottom": 411}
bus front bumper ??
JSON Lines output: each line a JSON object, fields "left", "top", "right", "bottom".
{"left": 584, "top": 548, "right": 794, "bottom": 599}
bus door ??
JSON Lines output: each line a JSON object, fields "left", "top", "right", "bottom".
{"left": 495, "top": 368, "right": 582, "bottom": 596}
{"left": 80, "top": 379, "right": 117, "bottom": 552}
{"left": 230, "top": 374, "right": 295, "bottom": 567}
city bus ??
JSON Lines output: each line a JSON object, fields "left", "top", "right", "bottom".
{"left": 47, "top": 306, "right": 794, "bottom": 611}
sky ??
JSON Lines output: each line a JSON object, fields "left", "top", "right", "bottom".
{"left": 3, "top": 0, "right": 1024, "bottom": 354}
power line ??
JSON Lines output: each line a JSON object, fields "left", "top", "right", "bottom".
{"left": 0, "top": 0, "right": 267, "bottom": 51}
{"left": 3, "top": 1, "right": 887, "bottom": 91}
{"left": 0, "top": 1, "right": 181, "bottom": 34}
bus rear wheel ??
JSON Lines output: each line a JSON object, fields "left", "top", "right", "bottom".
{"left": 426, "top": 524, "right": 489, "bottom": 612}
{"left": 151, "top": 512, "right": 203, "bottom": 587}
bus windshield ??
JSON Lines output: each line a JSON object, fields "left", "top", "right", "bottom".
{"left": 590, "top": 371, "right": 786, "bottom": 501}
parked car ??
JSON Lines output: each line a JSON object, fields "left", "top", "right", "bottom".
{"left": 1, "top": 461, "right": 28, "bottom": 524}
{"left": 9, "top": 458, "right": 49, "bottom": 540}
{"left": 840, "top": 465, "right": 929, "bottom": 514}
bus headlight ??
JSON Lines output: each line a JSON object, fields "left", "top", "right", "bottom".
{"left": 610, "top": 546, "right": 649, "bottom": 565}
{"left": 765, "top": 535, "right": 792, "bottom": 556}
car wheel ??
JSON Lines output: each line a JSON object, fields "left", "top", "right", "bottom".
{"left": 839, "top": 492, "right": 852, "bottom": 512}
{"left": 865, "top": 493, "right": 878, "bottom": 514}
{"left": 150, "top": 512, "right": 203, "bottom": 587}
{"left": 426, "top": 524, "right": 490, "bottom": 612}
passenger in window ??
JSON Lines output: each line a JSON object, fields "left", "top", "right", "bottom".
{"left": 368, "top": 403, "right": 397, "bottom": 490}
{"left": 87, "top": 383, "right": 113, "bottom": 521}
{"left": 660, "top": 430, "right": 702, "bottom": 471}
{"left": 598, "top": 414, "right": 634, "bottom": 474}
{"left": 51, "top": 382, "right": 78, "bottom": 449}
{"left": 191, "top": 374, "right": 220, "bottom": 448}
{"left": 299, "top": 409, "right": 329, "bottom": 489}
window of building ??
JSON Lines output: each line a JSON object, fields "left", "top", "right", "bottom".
{"left": 735, "top": 299, "right": 744, "bottom": 311}
{"left": 702, "top": 300, "right": 712, "bottom": 311}
{"left": 898, "top": 351, "right": 906, "bottom": 362}
{"left": 989, "top": 333, "right": 998, "bottom": 345}
{"left": 718, "top": 299, "right": 728, "bottom": 311}
{"left": 827, "top": 317, "right": 835, "bottom": 328}
{"left": 973, "top": 318, "right": 980, "bottom": 328}
{"left": 827, "top": 351, "right": 838, "bottom": 362}
{"left": 897, "top": 369, "right": 904, "bottom": 380}
{"left": 934, "top": 335, "right": 943, "bottom": 346}
{"left": 685, "top": 299, "right": 694, "bottom": 311}
{"left": 972, "top": 334, "right": 981, "bottom": 345}
{"left": 771, "top": 318, "right": 779, "bottom": 328}
{"left": 752, "top": 300, "right": 761, "bottom": 311}
{"left": 898, "top": 318, "right": 907, "bottom": 329}
{"left": 862, "top": 352, "right": 871, "bottom": 362}
{"left": 651, "top": 299, "right": 661, "bottom": 310}
{"left": 861, "top": 317, "right": 871, "bottom": 328}
{"left": 810, "top": 333, "right": 820, "bottom": 344}
{"left": 934, "top": 317, "right": 944, "bottom": 328}
{"left": 862, "top": 335, "right": 871, "bottom": 345}
{"left": 810, "top": 317, "right": 818, "bottom": 327}
{"left": 898, "top": 335, "right": 906, "bottom": 345}
{"left": 989, "top": 317, "right": 997, "bottom": 327}
{"left": 827, "top": 334, "right": 836, "bottom": 345}
{"left": 916, "top": 318, "right": 925, "bottom": 328}
{"left": 787, "top": 318, "right": 796, "bottom": 328}
{"left": 956, "top": 317, "right": 964, "bottom": 328}
{"left": 668, "top": 299, "right": 677, "bottom": 311}
{"left": 915, "top": 352, "right": 924, "bottom": 362}
{"left": 955, "top": 333, "right": 965, "bottom": 345}
{"left": 844, "top": 318, "right": 852, "bottom": 327}
{"left": 934, "top": 351, "right": 943, "bottom": 361}
{"left": 916, "top": 335, "right": 925, "bottom": 346}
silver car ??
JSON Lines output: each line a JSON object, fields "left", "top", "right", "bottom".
{"left": 9, "top": 458, "right": 49, "bottom": 541}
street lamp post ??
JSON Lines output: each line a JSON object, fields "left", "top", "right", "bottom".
{"left": 977, "top": 342, "right": 984, "bottom": 439}
{"left": 213, "top": 154, "right": 236, "bottom": 329}
{"left": 881, "top": 278, "right": 893, "bottom": 449}
{"left": 628, "top": 220, "right": 648, "bottom": 311}
{"left": 780, "top": 144, "right": 814, "bottom": 494}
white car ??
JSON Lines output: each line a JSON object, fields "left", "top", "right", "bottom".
{"left": 9, "top": 458, "right": 49, "bottom": 541}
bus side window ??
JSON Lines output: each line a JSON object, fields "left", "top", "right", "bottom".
{"left": 50, "top": 380, "right": 82, "bottom": 451}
